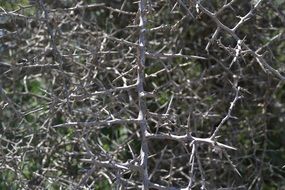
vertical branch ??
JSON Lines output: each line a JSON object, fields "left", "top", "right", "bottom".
{"left": 137, "top": 0, "right": 149, "bottom": 189}
{"left": 38, "top": 0, "right": 72, "bottom": 113}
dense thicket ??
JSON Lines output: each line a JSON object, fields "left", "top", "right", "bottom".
{"left": 1, "top": 0, "right": 285, "bottom": 189}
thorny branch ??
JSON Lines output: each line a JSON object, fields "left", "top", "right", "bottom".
{"left": 137, "top": 0, "right": 149, "bottom": 189}
{"left": 1, "top": 0, "right": 285, "bottom": 189}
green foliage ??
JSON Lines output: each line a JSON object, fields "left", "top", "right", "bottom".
{"left": 22, "top": 159, "right": 39, "bottom": 179}
{"left": 0, "top": 170, "right": 19, "bottom": 190}
{"left": 94, "top": 179, "right": 111, "bottom": 190}
{"left": 0, "top": 0, "right": 29, "bottom": 10}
